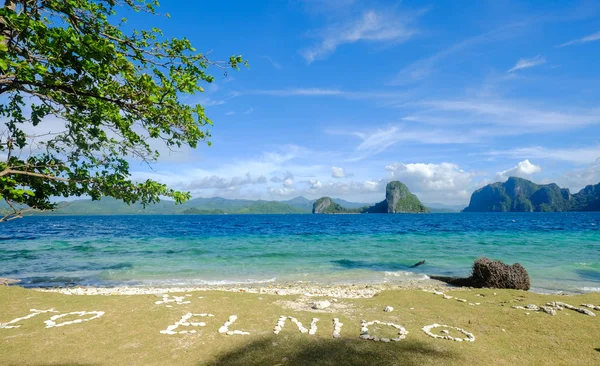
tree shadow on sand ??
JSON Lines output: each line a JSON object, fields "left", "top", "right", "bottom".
{"left": 201, "top": 336, "right": 458, "bottom": 366}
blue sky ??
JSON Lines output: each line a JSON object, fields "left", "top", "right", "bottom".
{"left": 125, "top": 0, "right": 600, "bottom": 205}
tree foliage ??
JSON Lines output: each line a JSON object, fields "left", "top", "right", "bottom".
{"left": 0, "top": 0, "right": 246, "bottom": 221}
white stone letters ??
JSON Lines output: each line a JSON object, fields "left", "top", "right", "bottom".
{"left": 0, "top": 309, "right": 58, "bottom": 329}
{"left": 359, "top": 320, "right": 408, "bottom": 342}
{"left": 44, "top": 311, "right": 105, "bottom": 328}
{"left": 332, "top": 318, "right": 342, "bottom": 338}
{"left": 160, "top": 313, "right": 214, "bottom": 335}
{"left": 155, "top": 294, "right": 192, "bottom": 306}
{"left": 218, "top": 315, "right": 250, "bottom": 335}
{"left": 5, "top": 303, "right": 480, "bottom": 344}
{"left": 422, "top": 323, "right": 475, "bottom": 342}
{"left": 273, "top": 316, "right": 318, "bottom": 335}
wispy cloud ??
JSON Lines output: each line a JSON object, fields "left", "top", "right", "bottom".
{"left": 225, "top": 111, "right": 235, "bottom": 116}
{"left": 242, "top": 88, "right": 343, "bottom": 96}
{"left": 261, "top": 55, "right": 282, "bottom": 70}
{"left": 390, "top": 23, "right": 524, "bottom": 85}
{"left": 244, "top": 107, "right": 254, "bottom": 115}
{"left": 483, "top": 146, "right": 600, "bottom": 165}
{"left": 199, "top": 98, "right": 225, "bottom": 107}
{"left": 301, "top": 10, "right": 419, "bottom": 63}
{"left": 409, "top": 99, "right": 600, "bottom": 132}
{"left": 334, "top": 125, "right": 474, "bottom": 161}
{"left": 232, "top": 88, "right": 407, "bottom": 100}
{"left": 557, "top": 31, "right": 600, "bottom": 47}
{"left": 391, "top": 23, "right": 526, "bottom": 84}
{"left": 508, "top": 55, "right": 546, "bottom": 72}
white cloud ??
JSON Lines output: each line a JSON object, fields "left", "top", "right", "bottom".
{"left": 331, "top": 166, "right": 345, "bottom": 178}
{"left": 362, "top": 180, "right": 380, "bottom": 191}
{"left": 225, "top": 111, "right": 235, "bottom": 116}
{"left": 268, "top": 178, "right": 383, "bottom": 199}
{"left": 484, "top": 146, "right": 600, "bottom": 165}
{"left": 309, "top": 178, "right": 322, "bottom": 189}
{"left": 557, "top": 31, "right": 600, "bottom": 47}
{"left": 384, "top": 162, "right": 477, "bottom": 204}
{"left": 186, "top": 173, "right": 267, "bottom": 191}
{"left": 244, "top": 107, "right": 254, "bottom": 115}
{"left": 508, "top": 55, "right": 546, "bottom": 73}
{"left": 268, "top": 187, "right": 297, "bottom": 196}
{"left": 495, "top": 159, "right": 542, "bottom": 181}
{"left": 560, "top": 158, "right": 600, "bottom": 191}
{"left": 305, "top": 179, "right": 383, "bottom": 196}
{"left": 301, "top": 10, "right": 418, "bottom": 63}
{"left": 283, "top": 177, "right": 294, "bottom": 188}
{"left": 130, "top": 145, "right": 309, "bottom": 194}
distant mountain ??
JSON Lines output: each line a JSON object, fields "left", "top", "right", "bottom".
{"left": 334, "top": 198, "right": 373, "bottom": 209}
{"left": 313, "top": 181, "right": 428, "bottom": 214}
{"left": 7, "top": 197, "right": 177, "bottom": 215}
{"left": 282, "top": 196, "right": 371, "bottom": 211}
{"left": 280, "top": 196, "right": 314, "bottom": 211}
{"left": 463, "top": 177, "right": 600, "bottom": 212}
{"left": 424, "top": 203, "right": 464, "bottom": 213}
{"left": 312, "top": 197, "right": 367, "bottom": 214}
{"left": 2, "top": 195, "right": 373, "bottom": 216}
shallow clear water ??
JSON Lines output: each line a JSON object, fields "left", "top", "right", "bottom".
{"left": 0, "top": 213, "right": 599, "bottom": 293}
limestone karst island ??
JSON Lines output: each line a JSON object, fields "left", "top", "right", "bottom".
{"left": 312, "top": 181, "right": 429, "bottom": 214}
{"left": 1, "top": 1, "right": 599, "bottom": 366}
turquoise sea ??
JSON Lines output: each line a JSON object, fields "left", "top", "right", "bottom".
{"left": 1, "top": 213, "right": 599, "bottom": 293}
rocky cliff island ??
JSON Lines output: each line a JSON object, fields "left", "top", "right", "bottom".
{"left": 463, "top": 177, "right": 600, "bottom": 212}
{"left": 312, "top": 181, "right": 429, "bottom": 214}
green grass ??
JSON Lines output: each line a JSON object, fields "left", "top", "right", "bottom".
{"left": 1, "top": 286, "right": 599, "bottom": 365}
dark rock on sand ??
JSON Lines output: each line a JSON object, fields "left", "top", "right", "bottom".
{"left": 470, "top": 257, "right": 530, "bottom": 290}
{"left": 431, "top": 257, "right": 530, "bottom": 291}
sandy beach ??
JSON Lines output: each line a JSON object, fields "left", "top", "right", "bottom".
{"left": 2, "top": 282, "right": 599, "bottom": 365}
{"left": 34, "top": 279, "right": 444, "bottom": 298}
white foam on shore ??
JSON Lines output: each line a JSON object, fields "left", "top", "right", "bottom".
{"left": 579, "top": 287, "right": 600, "bottom": 293}
{"left": 133, "top": 277, "right": 277, "bottom": 286}
{"left": 33, "top": 280, "right": 444, "bottom": 298}
{"left": 384, "top": 271, "right": 430, "bottom": 280}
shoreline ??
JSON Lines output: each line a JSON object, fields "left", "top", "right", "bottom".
{"left": 29, "top": 278, "right": 587, "bottom": 298}
{"left": 33, "top": 279, "right": 446, "bottom": 298}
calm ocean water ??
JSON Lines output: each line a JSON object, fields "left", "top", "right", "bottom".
{"left": 1, "top": 213, "right": 599, "bottom": 293}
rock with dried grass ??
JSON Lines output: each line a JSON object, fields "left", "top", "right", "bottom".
{"left": 470, "top": 257, "right": 530, "bottom": 290}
